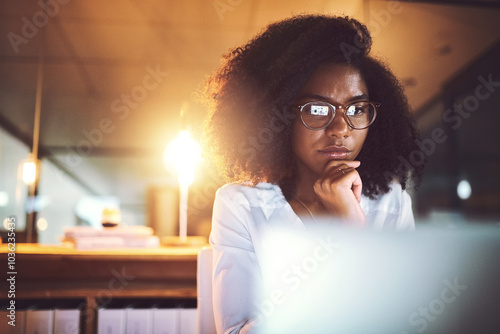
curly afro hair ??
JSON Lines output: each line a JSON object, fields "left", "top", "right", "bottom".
{"left": 202, "top": 14, "right": 424, "bottom": 200}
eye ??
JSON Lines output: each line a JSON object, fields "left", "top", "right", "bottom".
{"left": 309, "top": 104, "right": 330, "bottom": 116}
{"left": 346, "top": 103, "right": 367, "bottom": 116}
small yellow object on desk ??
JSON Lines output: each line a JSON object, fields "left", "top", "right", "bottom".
{"left": 161, "top": 235, "right": 208, "bottom": 247}
{"left": 101, "top": 207, "right": 121, "bottom": 227}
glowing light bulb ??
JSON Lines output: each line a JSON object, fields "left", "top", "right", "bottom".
{"left": 164, "top": 130, "right": 202, "bottom": 241}
{"left": 164, "top": 130, "right": 202, "bottom": 186}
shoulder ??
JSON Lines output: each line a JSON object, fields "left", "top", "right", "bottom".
{"left": 215, "top": 182, "right": 287, "bottom": 208}
{"left": 362, "top": 182, "right": 408, "bottom": 210}
{"left": 210, "top": 182, "right": 294, "bottom": 248}
{"left": 361, "top": 182, "right": 414, "bottom": 230}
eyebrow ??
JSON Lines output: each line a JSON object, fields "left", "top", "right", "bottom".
{"left": 297, "top": 93, "right": 369, "bottom": 104}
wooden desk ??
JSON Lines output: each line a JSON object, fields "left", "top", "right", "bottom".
{"left": 0, "top": 244, "right": 202, "bottom": 333}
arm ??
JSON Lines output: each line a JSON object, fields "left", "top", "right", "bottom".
{"left": 209, "top": 188, "right": 261, "bottom": 334}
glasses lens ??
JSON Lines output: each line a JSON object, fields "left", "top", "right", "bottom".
{"left": 301, "top": 102, "right": 333, "bottom": 129}
{"left": 345, "top": 102, "right": 376, "bottom": 129}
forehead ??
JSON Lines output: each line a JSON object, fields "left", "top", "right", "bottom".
{"left": 297, "top": 63, "right": 368, "bottom": 101}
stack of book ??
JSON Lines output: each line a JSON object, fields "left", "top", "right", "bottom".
{"left": 0, "top": 309, "right": 80, "bottom": 334}
{"left": 61, "top": 226, "right": 160, "bottom": 250}
{"left": 98, "top": 307, "right": 197, "bottom": 334}
{"left": 0, "top": 307, "right": 197, "bottom": 334}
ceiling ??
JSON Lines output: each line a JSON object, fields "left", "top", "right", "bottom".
{"left": 1, "top": 0, "right": 500, "bottom": 223}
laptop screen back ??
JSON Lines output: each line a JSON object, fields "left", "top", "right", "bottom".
{"left": 256, "top": 223, "right": 500, "bottom": 334}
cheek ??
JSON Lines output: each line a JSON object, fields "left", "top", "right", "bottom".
{"left": 291, "top": 120, "right": 317, "bottom": 155}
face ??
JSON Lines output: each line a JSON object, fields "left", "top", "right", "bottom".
{"left": 291, "top": 63, "right": 369, "bottom": 178}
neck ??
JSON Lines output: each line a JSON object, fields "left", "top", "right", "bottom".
{"left": 290, "top": 162, "right": 329, "bottom": 216}
{"left": 294, "top": 169, "right": 320, "bottom": 203}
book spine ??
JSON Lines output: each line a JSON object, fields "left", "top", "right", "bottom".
{"left": 54, "top": 309, "right": 80, "bottom": 334}
{"left": 97, "top": 309, "right": 125, "bottom": 334}
{"left": 152, "top": 308, "right": 178, "bottom": 334}
{"left": 179, "top": 308, "right": 197, "bottom": 334}
{"left": 126, "top": 309, "right": 152, "bottom": 334}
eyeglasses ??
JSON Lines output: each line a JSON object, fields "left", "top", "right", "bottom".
{"left": 297, "top": 101, "right": 380, "bottom": 130}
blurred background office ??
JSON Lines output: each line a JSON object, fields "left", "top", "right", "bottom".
{"left": 1, "top": 0, "right": 499, "bottom": 244}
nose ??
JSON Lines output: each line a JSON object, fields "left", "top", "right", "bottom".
{"left": 325, "top": 110, "right": 350, "bottom": 138}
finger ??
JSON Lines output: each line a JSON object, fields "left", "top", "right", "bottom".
{"left": 333, "top": 167, "right": 363, "bottom": 203}
{"left": 324, "top": 160, "right": 360, "bottom": 172}
{"left": 317, "top": 167, "right": 350, "bottom": 184}
{"left": 336, "top": 166, "right": 354, "bottom": 176}
{"left": 351, "top": 174, "right": 363, "bottom": 203}
{"left": 318, "top": 167, "right": 358, "bottom": 189}
{"left": 323, "top": 162, "right": 360, "bottom": 177}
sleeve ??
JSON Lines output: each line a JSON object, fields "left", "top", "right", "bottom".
{"left": 397, "top": 189, "right": 416, "bottom": 231}
{"left": 209, "top": 188, "right": 261, "bottom": 334}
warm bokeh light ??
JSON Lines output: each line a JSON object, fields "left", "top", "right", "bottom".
{"left": 457, "top": 179, "right": 472, "bottom": 200}
{"left": 22, "top": 160, "right": 37, "bottom": 185}
{"left": 164, "top": 130, "right": 202, "bottom": 186}
{"left": 0, "top": 191, "right": 8, "bottom": 207}
{"left": 3, "top": 218, "right": 10, "bottom": 230}
{"left": 37, "top": 217, "right": 48, "bottom": 231}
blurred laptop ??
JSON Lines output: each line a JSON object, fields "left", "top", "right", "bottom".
{"left": 255, "top": 222, "right": 500, "bottom": 334}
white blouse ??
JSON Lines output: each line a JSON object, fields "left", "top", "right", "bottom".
{"left": 209, "top": 182, "right": 415, "bottom": 334}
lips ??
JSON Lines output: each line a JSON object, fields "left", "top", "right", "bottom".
{"left": 318, "top": 145, "right": 351, "bottom": 160}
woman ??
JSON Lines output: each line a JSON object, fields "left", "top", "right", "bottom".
{"left": 202, "top": 14, "right": 424, "bottom": 333}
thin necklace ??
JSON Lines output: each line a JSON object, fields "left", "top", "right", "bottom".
{"left": 294, "top": 195, "right": 316, "bottom": 222}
